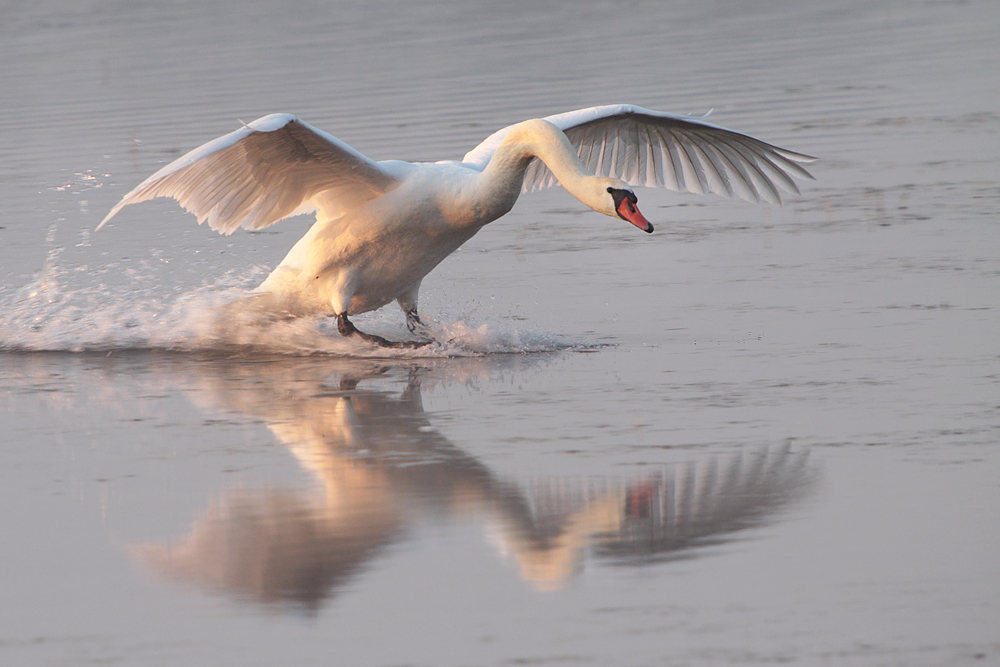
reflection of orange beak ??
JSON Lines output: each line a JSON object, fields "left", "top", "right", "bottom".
{"left": 616, "top": 196, "right": 654, "bottom": 233}
{"left": 625, "top": 480, "right": 657, "bottom": 518}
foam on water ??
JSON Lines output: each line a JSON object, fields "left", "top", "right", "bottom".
{"left": 0, "top": 254, "right": 572, "bottom": 358}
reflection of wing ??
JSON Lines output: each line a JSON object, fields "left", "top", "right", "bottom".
{"left": 464, "top": 105, "right": 815, "bottom": 204}
{"left": 594, "top": 447, "right": 813, "bottom": 564}
{"left": 488, "top": 447, "right": 813, "bottom": 584}
{"left": 98, "top": 114, "right": 399, "bottom": 234}
{"left": 133, "top": 489, "right": 399, "bottom": 614}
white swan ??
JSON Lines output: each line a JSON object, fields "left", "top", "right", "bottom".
{"left": 99, "top": 105, "right": 815, "bottom": 347}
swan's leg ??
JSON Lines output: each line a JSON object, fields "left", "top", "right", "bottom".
{"left": 331, "top": 273, "right": 429, "bottom": 348}
{"left": 336, "top": 313, "right": 431, "bottom": 349}
{"left": 396, "top": 281, "right": 425, "bottom": 333}
{"left": 405, "top": 308, "right": 423, "bottom": 333}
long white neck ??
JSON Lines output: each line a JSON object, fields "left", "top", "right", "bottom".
{"left": 474, "top": 119, "right": 612, "bottom": 220}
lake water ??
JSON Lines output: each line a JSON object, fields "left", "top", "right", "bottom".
{"left": 1, "top": 0, "right": 998, "bottom": 665}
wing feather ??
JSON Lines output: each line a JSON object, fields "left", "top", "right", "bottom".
{"left": 642, "top": 125, "right": 658, "bottom": 188}
{"left": 701, "top": 130, "right": 743, "bottom": 197}
{"left": 661, "top": 129, "right": 685, "bottom": 192}
{"left": 649, "top": 127, "right": 666, "bottom": 188}
{"left": 725, "top": 134, "right": 807, "bottom": 194}
{"left": 715, "top": 139, "right": 782, "bottom": 204}
{"left": 681, "top": 129, "right": 728, "bottom": 196}
{"left": 627, "top": 121, "right": 642, "bottom": 184}
{"left": 98, "top": 114, "right": 399, "bottom": 234}
{"left": 593, "top": 130, "right": 608, "bottom": 177}
{"left": 676, "top": 132, "right": 709, "bottom": 195}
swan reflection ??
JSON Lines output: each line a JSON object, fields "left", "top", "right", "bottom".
{"left": 133, "top": 357, "right": 813, "bottom": 610}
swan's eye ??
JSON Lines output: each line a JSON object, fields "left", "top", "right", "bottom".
{"left": 608, "top": 188, "right": 638, "bottom": 210}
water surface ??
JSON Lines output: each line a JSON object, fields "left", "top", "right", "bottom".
{"left": 1, "top": 0, "right": 998, "bottom": 665}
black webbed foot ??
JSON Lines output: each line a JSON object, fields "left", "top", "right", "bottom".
{"left": 405, "top": 308, "right": 425, "bottom": 334}
{"left": 337, "top": 313, "right": 432, "bottom": 349}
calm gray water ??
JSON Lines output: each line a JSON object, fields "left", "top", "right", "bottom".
{"left": 1, "top": 0, "right": 998, "bottom": 665}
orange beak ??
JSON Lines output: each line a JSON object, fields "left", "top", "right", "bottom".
{"left": 616, "top": 194, "right": 654, "bottom": 233}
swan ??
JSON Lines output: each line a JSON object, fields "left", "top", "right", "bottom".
{"left": 98, "top": 105, "right": 815, "bottom": 347}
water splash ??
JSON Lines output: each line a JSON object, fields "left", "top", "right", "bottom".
{"left": 0, "top": 255, "right": 571, "bottom": 358}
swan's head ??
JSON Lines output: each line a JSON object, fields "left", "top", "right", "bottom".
{"left": 606, "top": 186, "right": 653, "bottom": 233}
{"left": 587, "top": 178, "right": 653, "bottom": 233}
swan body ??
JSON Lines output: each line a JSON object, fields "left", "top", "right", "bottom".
{"left": 99, "top": 105, "right": 815, "bottom": 345}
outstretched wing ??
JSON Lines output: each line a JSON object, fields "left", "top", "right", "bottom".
{"left": 98, "top": 114, "right": 399, "bottom": 235}
{"left": 464, "top": 104, "right": 815, "bottom": 205}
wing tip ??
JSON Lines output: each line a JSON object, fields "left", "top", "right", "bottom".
{"left": 790, "top": 152, "right": 819, "bottom": 165}
{"left": 96, "top": 201, "right": 125, "bottom": 231}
